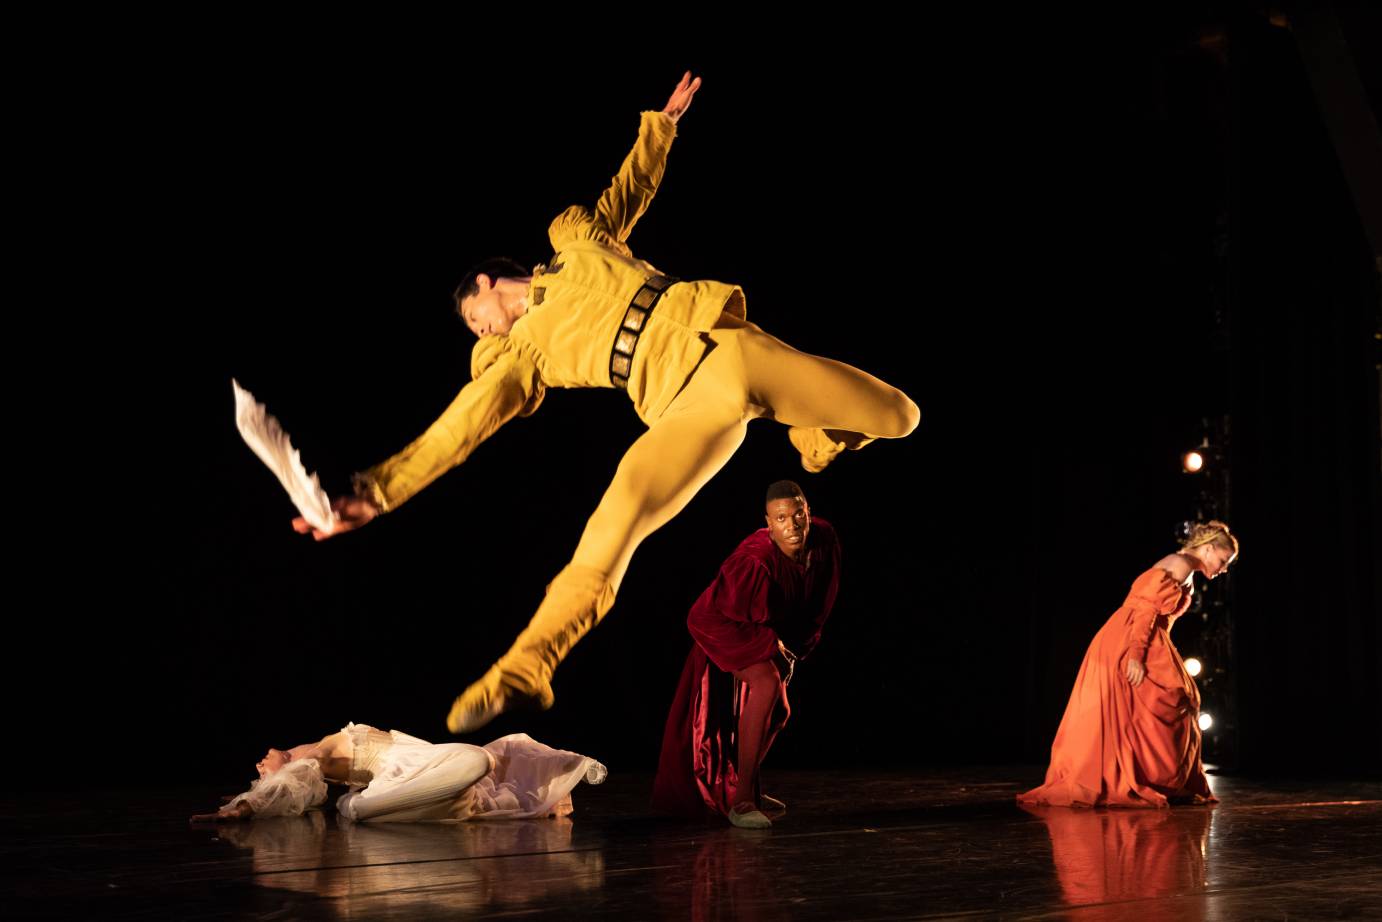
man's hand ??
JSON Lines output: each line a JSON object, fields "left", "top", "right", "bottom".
{"left": 292, "top": 494, "right": 380, "bottom": 541}
{"left": 1125, "top": 657, "right": 1146, "bottom": 688}
{"left": 661, "top": 71, "right": 702, "bottom": 124}
{"left": 776, "top": 640, "right": 798, "bottom": 685}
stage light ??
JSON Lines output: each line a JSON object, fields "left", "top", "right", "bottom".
{"left": 1185, "top": 657, "right": 1203, "bottom": 677}
{"left": 1182, "top": 450, "right": 1205, "bottom": 473}
{"left": 1198, "top": 712, "right": 1214, "bottom": 731}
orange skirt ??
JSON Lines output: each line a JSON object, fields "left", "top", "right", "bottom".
{"left": 1019, "top": 605, "right": 1215, "bottom": 808}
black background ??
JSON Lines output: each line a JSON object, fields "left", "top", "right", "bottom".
{"left": 19, "top": 9, "right": 1379, "bottom": 789}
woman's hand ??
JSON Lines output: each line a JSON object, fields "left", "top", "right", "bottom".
{"left": 661, "top": 71, "right": 702, "bottom": 124}
{"left": 292, "top": 494, "right": 380, "bottom": 541}
{"left": 1125, "top": 657, "right": 1147, "bottom": 688}
{"left": 189, "top": 801, "right": 253, "bottom": 824}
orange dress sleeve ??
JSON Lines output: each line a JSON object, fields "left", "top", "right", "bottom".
{"left": 1124, "top": 568, "right": 1185, "bottom": 662}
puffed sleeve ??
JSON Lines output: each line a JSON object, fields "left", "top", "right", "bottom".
{"left": 1124, "top": 568, "right": 1185, "bottom": 661}
{"left": 686, "top": 554, "right": 781, "bottom": 673}
{"left": 547, "top": 111, "right": 677, "bottom": 255}
{"left": 353, "top": 336, "right": 545, "bottom": 512}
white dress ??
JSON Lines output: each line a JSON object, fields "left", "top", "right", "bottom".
{"left": 229, "top": 725, "right": 607, "bottom": 823}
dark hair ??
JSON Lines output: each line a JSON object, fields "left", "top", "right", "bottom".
{"left": 765, "top": 480, "right": 805, "bottom": 505}
{"left": 452, "top": 257, "right": 530, "bottom": 313}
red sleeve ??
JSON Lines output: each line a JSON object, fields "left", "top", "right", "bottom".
{"left": 686, "top": 554, "right": 780, "bottom": 672}
{"left": 779, "top": 527, "right": 842, "bottom": 660}
{"left": 706, "top": 555, "right": 777, "bottom": 625}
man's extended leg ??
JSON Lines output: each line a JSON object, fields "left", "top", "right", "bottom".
{"left": 447, "top": 349, "right": 752, "bottom": 733}
{"left": 447, "top": 318, "right": 917, "bottom": 734}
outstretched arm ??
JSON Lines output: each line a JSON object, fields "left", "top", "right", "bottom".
{"left": 190, "top": 800, "right": 254, "bottom": 824}
{"left": 292, "top": 342, "right": 544, "bottom": 538}
{"left": 564, "top": 72, "right": 702, "bottom": 250}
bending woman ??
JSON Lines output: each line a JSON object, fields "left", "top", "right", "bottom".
{"left": 191, "top": 724, "right": 606, "bottom": 823}
{"left": 1019, "top": 521, "right": 1238, "bottom": 808}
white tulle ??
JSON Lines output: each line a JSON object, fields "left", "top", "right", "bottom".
{"left": 336, "top": 729, "right": 493, "bottom": 823}
{"left": 467, "top": 733, "right": 608, "bottom": 821}
{"left": 337, "top": 729, "right": 606, "bottom": 824}
{"left": 227, "top": 759, "right": 329, "bottom": 817}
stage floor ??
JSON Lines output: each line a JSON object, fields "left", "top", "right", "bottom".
{"left": 5, "top": 768, "right": 1381, "bottom": 920}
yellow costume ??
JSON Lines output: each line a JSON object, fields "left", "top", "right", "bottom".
{"left": 352, "top": 111, "right": 918, "bottom": 733}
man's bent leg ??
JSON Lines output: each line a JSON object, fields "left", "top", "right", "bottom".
{"left": 713, "top": 319, "right": 918, "bottom": 472}
{"left": 728, "top": 659, "right": 784, "bottom": 828}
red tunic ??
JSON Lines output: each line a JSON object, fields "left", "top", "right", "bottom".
{"left": 652, "top": 519, "right": 841, "bottom": 818}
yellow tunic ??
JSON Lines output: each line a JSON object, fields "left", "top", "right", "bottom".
{"left": 357, "top": 111, "right": 745, "bottom": 512}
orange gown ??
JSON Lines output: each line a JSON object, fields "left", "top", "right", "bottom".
{"left": 1019, "top": 568, "right": 1215, "bottom": 808}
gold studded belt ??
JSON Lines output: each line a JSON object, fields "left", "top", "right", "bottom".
{"left": 609, "top": 274, "right": 677, "bottom": 389}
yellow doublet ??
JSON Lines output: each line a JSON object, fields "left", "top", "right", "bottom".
{"left": 346, "top": 109, "right": 918, "bottom": 734}
{"left": 357, "top": 112, "right": 744, "bottom": 513}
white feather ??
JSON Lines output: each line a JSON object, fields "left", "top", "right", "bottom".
{"left": 232, "top": 379, "right": 338, "bottom": 533}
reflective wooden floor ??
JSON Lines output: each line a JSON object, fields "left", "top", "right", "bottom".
{"left": 5, "top": 769, "right": 1381, "bottom": 919}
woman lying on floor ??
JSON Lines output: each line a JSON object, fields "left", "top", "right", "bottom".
{"left": 190, "top": 724, "right": 605, "bottom": 823}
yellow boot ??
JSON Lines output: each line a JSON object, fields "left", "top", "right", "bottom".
{"left": 447, "top": 564, "right": 615, "bottom": 734}
{"left": 787, "top": 427, "right": 873, "bottom": 473}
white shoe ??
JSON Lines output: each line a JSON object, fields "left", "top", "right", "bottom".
{"left": 728, "top": 804, "right": 772, "bottom": 829}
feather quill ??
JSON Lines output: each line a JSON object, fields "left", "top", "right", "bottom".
{"left": 232, "top": 379, "right": 338, "bottom": 532}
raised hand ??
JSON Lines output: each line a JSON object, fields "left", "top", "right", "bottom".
{"left": 661, "top": 71, "right": 702, "bottom": 124}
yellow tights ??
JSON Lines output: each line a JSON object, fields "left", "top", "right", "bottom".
{"left": 447, "top": 316, "right": 917, "bottom": 733}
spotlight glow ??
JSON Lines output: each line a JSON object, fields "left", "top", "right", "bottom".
{"left": 1185, "top": 657, "right": 1203, "bottom": 677}
{"left": 1183, "top": 451, "right": 1205, "bottom": 473}
{"left": 1198, "top": 712, "right": 1214, "bottom": 731}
